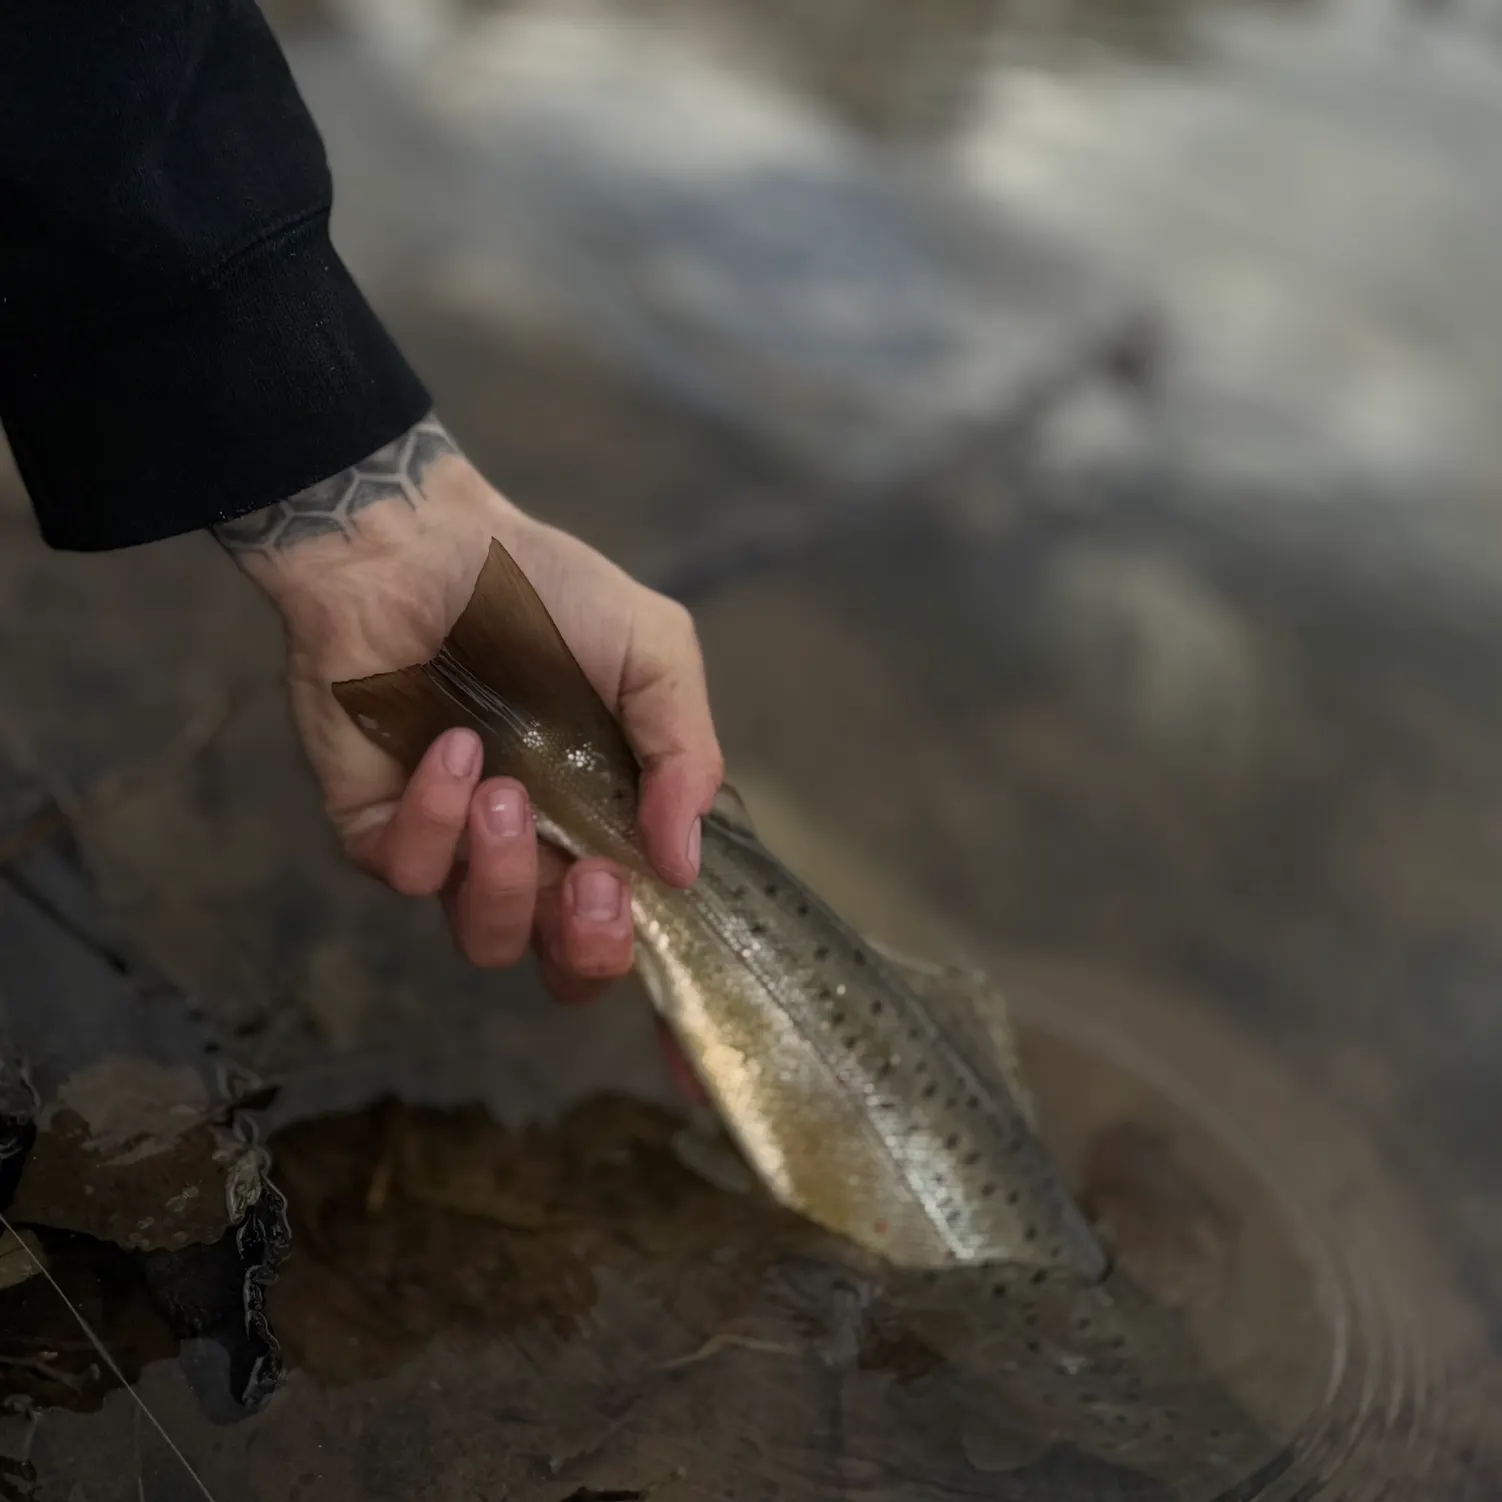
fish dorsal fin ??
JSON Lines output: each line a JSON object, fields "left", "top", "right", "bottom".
{"left": 710, "top": 782, "right": 758, "bottom": 837}
{"left": 870, "top": 942, "right": 1038, "bottom": 1128}
{"left": 332, "top": 538, "right": 638, "bottom": 784}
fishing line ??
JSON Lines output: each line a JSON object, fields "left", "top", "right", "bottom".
{"left": 431, "top": 648, "right": 533, "bottom": 739}
{"left": 0, "top": 1210, "right": 219, "bottom": 1501}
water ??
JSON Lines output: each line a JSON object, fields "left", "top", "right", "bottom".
{"left": 5, "top": 0, "right": 1502, "bottom": 1494}
{"left": 2, "top": 968, "right": 1492, "bottom": 1497}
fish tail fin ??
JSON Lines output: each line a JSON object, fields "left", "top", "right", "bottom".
{"left": 332, "top": 538, "right": 637, "bottom": 785}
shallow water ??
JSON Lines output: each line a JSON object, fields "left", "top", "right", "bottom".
{"left": 2, "top": 961, "right": 1493, "bottom": 1498}
{"left": 2, "top": 782, "right": 1497, "bottom": 1497}
{"left": 5, "top": 0, "right": 1502, "bottom": 1495}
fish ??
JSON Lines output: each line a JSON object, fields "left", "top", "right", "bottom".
{"left": 333, "top": 538, "right": 1107, "bottom": 1277}
{"left": 861, "top": 1259, "right": 1291, "bottom": 1497}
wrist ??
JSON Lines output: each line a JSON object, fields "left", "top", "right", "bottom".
{"left": 213, "top": 417, "right": 524, "bottom": 674}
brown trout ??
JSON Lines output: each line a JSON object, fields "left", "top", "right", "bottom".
{"left": 334, "top": 540, "right": 1107, "bottom": 1277}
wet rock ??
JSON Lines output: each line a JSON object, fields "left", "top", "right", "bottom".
{"left": 9, "top": 1057, "right": 261, "bottom": 1253}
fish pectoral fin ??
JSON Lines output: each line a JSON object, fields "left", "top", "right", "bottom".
{"left": 670, "top": 1109, "right": 760, "bottom": 1197}
{"left": 709, "top": 781, "right": 758, "bottom": 838}
{"left": 868, "top": 940, "right": 1037, "bottom": 1128}
{"left": 959, "top": 1404, "right": 1052, "bottom": 1476}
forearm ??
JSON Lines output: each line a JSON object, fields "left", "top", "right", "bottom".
{"left": 0, "top": 0, "right": 428, "bottom": 551}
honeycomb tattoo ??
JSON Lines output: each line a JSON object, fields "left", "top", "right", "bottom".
{"left": 212, "top": 415, "right": 459, "bottom": 558}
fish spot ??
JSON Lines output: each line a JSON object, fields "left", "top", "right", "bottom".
{"left": 967, "top": 1096, "right": 980, "bottom": 1110}
{"left": 845, "top": 1035, "right": 860, "bottom": 1049}
{"left": 815, "top": 946, "right": 829, "bottom": 961}
{"left": 1024, "top": 1226, "right": 1038, "bottom": 1242}
{"left": 1026, "top": 1339, "right": 1040, "bottom": 1354}
{"left": 1024, "top": 1314, "right": 1038, "bottom": 1329}
{"left": 764, "top": 884, "right": 777, "bottom": 897}
{"left": 923, "top": 1084, "right": 937, "bottom": 1100}
{"left": 1006, "top": 1190, "right": 1020, "bottom": 1207}
{"left": 944, "top": 1134, "right": 959, "bottom": 1149}
{"left": 870, "top": 999, "right": 883, "bottom": 1015}
{"left": 980, "top": 1182, "right": 996, "bottom": 1197}
{"left": 1030, "top": 1270, "right": 1047, "bottom": 1286}
{"left": 909, "top": 1027, "right": 922, "bottom": 1041}
{"left": 733, "top": 886, "right": 747, "bottom": 899}
{"left": 853, "top": 952, "right": 866, "bottom": 966}
{"left": 796, "top": 903, "right": 809, "bottom": 917}
{"left": 878, "top": 1061, "right": 892, "bottom": 1077}
{"left": 990, "top": 1283, "right": 1008, "bottom": 1299}
{"left": 1075, "top": 1316, "right": 1091, "bottom": 1332}
{"left": 963, "top": 1151, "right": 979, "bottom": 1166}
{"left": 830, "top": 1011, "right": 844, "bottom": 1026}
{"left": 1111, "top": 1336, "right": 1127, "bottom": 1351}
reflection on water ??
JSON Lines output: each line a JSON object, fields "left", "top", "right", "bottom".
{"left": 2, "top": 987, "right": 1492, "bottom": 1497}
{"left": 6, "top": 0, "right": 1502, "bottom": 1495}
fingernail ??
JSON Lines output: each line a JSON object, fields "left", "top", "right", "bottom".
{"left": 443, "top": 729, "right": 480, "bottom": 778}
{"left": 685, "top": 817, "right": 702, "bottom": 877}
{"left": 575, "top": 869, "right": 623, "bottom": 923}
{"left": 482, "top": 784, "right": 526, "bottom": 839}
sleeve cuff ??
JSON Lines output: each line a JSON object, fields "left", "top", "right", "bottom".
{"left": 3, "top": 217, "right": 432, "bottom": 552}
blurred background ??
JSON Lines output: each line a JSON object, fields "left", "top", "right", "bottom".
{"left": 5, "top": 0, "right": 1502, "bottom": 1496}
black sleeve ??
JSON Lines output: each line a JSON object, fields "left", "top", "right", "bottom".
{"left": 0, "top": 0, "right": 432, "bottom": 552}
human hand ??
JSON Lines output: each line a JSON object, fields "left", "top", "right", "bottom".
{"left": 215, "top": 415, "right": 723, "bottom": 1002}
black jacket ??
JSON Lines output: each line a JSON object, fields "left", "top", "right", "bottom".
{"left": 0, "top": 0, "right": 431, "bottom": 551}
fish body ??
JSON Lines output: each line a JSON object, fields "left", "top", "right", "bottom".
{"left": 335, "top": 540, "right": 1106, "bottom": 1276}
{"left": 873, "top": 1261, "right": 1289, "bottom": 1496}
